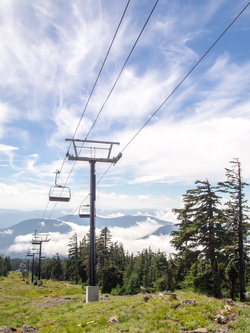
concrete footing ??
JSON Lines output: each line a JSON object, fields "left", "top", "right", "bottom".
{"left": 86, "top": 286, "right": 99, "bottom": 303}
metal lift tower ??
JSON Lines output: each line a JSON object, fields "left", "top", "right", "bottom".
{"left": 66, "top": 139, "right": 122, "bottom": 302}
{"left": 32, "top": 233, "right": 50, "bottom": 286}
{"left": 27, "top": 248, "right": 39, "bottom": 284}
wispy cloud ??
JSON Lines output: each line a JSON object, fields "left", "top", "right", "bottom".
{"left": 0, "top": 0, "right": 249, "bottom": 215}
{"left": 0, "top": 229, "right": 13, "bottom": 235}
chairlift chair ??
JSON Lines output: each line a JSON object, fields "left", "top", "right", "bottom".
{"left": 79, "top": 204, "right": 90, "bottom": 218}
{"left": 49, "top": 170, "right": 71, "bottom": 202}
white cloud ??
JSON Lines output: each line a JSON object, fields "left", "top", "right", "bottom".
{"left": 110, "top": 217, "right": 161, "bottom": 240}
{"left": 0, "top": 144, "right": 19, "bottom": 169}
{"left": 0, "top": 0, "right": 250, "bottom": 214}
{"left": 5, "top": 217, "right": 176, "bottom": 257}
{"left": 0, "top": 144, "right": 18, "bottom": 152}
{"left": 116, "top": 234, "right": 175, "bottom": 255}
{"left": 0, "top": 229, "right": 13, "bottom": 235}
{"left": 14, "top": 233, "right": 33, "bottom": 243}
{"left": 7, "top": 233, "right": 33, "bottom": 253}
{"left": 121, "top": 116, "right": 250, "bottom": 184}
{"left": 26, "top": 154, "right": 39, "bottom": 172}
{"left": 0, "top": 183, "right": 19, "bottom": 196}
{"left": 98, "top": 212, "right": 125, "bottom": 219}
{"left": 48, "top": 104, "right": 92, "bottom": 148}
{"left": 0, "top": 182, "right": 48, "bottom": 210}
{"left": 96, "top": 191, "right": 176, "bottom": 212}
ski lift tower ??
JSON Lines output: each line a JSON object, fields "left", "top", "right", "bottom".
{"left": 65, "top": 139, "right": 122, "bottom": 303}
{"left": 32, "top": 233, "right": 50, "bottom": 286}
{"left": 27, "top": 248, "right": 39, "bottom": 284}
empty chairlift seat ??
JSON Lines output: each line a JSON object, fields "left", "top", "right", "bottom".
{"left": 49, "top": 170, "right": 71, "bottom": 202}
{"left": 49, "top": 185, "right": 71, "bottom": 202}
{"left": 79, "top": 204, "right": 90, "bottom": 218}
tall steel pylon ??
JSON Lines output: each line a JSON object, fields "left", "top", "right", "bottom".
{"left": 66, "top": 139, "right": 122, "bottom": 286}
{"left": 27, "top": 249, "right": 39, "bottom": 283}
{"left": 32, "top": 233, "right": 50, "bottom": 285}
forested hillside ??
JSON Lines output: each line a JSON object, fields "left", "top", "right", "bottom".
{"left": 1, "top": 159, "right": 249, "bottom": 301}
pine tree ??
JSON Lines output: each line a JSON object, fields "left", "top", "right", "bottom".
{"left": 4, "top": 257, "right": 11, "bottom": 273}
{"left": 79, "top": 235, "right": 89, "bottom": 284}
{"left": 96, "top": 227, "right": 112, "bottom": 268}
{"left": 96, "top": 228, "right": 125, "bottom": 293}
{"left": 171, "top": 180, "right": 227, "bottom": 298}
{"left": 152, "top": 251, "right": 168, "bottom": 291}
{"left": 0, "top": 255, "right": 4, "bottom": 276}
{"left": 67, "top": 233, "right": 80, "bottom": 284}
{"left": 218, "top": 158, "right": 250, "bottom": 300}
{"left": 51, "top": 254, "right": 63, "bottom": 280}
{"left": 41, "top": 258, "right": 53, "bottom": 279}
{"left": 0, "top": 255, "right": 11, "bottom": 276}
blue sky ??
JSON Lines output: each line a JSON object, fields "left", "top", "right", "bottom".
{"left": 0, "top": 0, "right": 250, "bottom": 223}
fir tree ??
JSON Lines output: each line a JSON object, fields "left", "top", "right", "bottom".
{"left": 51, "top": 254, "right": 63, "bottom": 280}
{"left": 171, "top": 180, "right": 227, "bottom": 298}
{"left": 67, "top": 233, "right": 80, "bottom": 284}
{"left": 79, "top": 235, "right": 89, "bottom": 284}
{"left": 218, "top": 158, "right": 250, "bottom": 300}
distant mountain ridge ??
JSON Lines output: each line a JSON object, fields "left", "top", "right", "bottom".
{"left": 0, "top": 212, "right": 177, "bottom": 258}
{"left": 0, "top": 209, "right": 66, "bottom": 229}
{"left": 60, "top": 214, "right": 175, "bottom": 228}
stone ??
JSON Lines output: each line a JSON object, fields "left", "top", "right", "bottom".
{"left": 0, "top": 327, "right": 13, "bottom": 333}
{"left": 142, "top": 295, "right": 151, "bottom": 303}
{"left": 222, "top": 298, "right": 235, "bottom": 306}
{"left": 182, "top": 299, "right": 197, "bottom": 305}
{"left": 168, "top": 293, "right": 178, "bottom": 300}
{"left": 171, "top": 303, "right": 181, "bottom": 310}
{"left": 108, "top": 316, "right": 119, "bottom": 324}
{"left": 215, "top": 314, "right": 227, "bottom": 324}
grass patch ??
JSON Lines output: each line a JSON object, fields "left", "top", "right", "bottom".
{"left": 0, "top": 271, "right": 250, "bottom": 332}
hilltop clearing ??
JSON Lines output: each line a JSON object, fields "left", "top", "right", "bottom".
{"left": 0, "top": 272, "right": 250, "bottom": 332}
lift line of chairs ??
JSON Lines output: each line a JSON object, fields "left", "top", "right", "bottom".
{"left": 49, "top": 170, "right": 90, "bottom": 218}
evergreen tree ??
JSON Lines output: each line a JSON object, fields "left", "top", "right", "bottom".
{"left": 96, "top": 227, "right": 112, "bottom": 268}
{"left": 151, "top": 251, "right": 168, "bottom": 291}
{"left": 218, "top": 158, "right": 250, "bottom": 300}
{"left": 4, "top": 257, "right": 11, "bottom": 273}
{"left": 96, "top": 228, "right": 126, "bottom": 293}
{"left": 171, "top": 180, "right": 227, "bottom": 298}
{"left": 79, "top": 235, "right": 89, "bottom": 284}
{"left": 99, "top": 264, "right": 123, "bottom": 293}
{"left": 0, "top": 255, "right": 4, "bottom": 276}
{"left": 0, "top": 255, "right": 11, "bottom": 276}
{"left": 51, "top": 254, "right": 63, "bottom": 280}
{"left": 109, "top": 241, "right": 126, "bottom": 269}
{"left": 67, "top": 233, "right": 80, "bottom": 284}
{"left": 41, "top": 258, "right": 53, "bottom": 279}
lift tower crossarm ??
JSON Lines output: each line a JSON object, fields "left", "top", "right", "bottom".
{"left": 65, "top": 139, "right": 122, "bottom": 164}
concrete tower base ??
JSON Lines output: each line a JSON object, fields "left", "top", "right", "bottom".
{"left": 86, "top": 286, "right": 99, "bottom": 303}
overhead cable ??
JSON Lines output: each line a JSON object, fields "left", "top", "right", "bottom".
{"left": 58, "top": 0, "right": 131, "bottom": 179}
{"left": 120, "top": 1, "right": 250, "bottom": 153}
{"left": 97, "top": 1, "right": 250, "bottom": 188}
{"left": 35, "top": 0, "right": 131, "bottom": 235}
{"left": 43, "top": 0, "right": 160, "bottom": 242}
{"left": 43, "top": 1, "right": 249, "bottom": 250}
{"left": 62, "top": 0, "right": 160, "bottom": 186}
{"left": 85, "top": 0, "right": 160, "bottom": 139}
